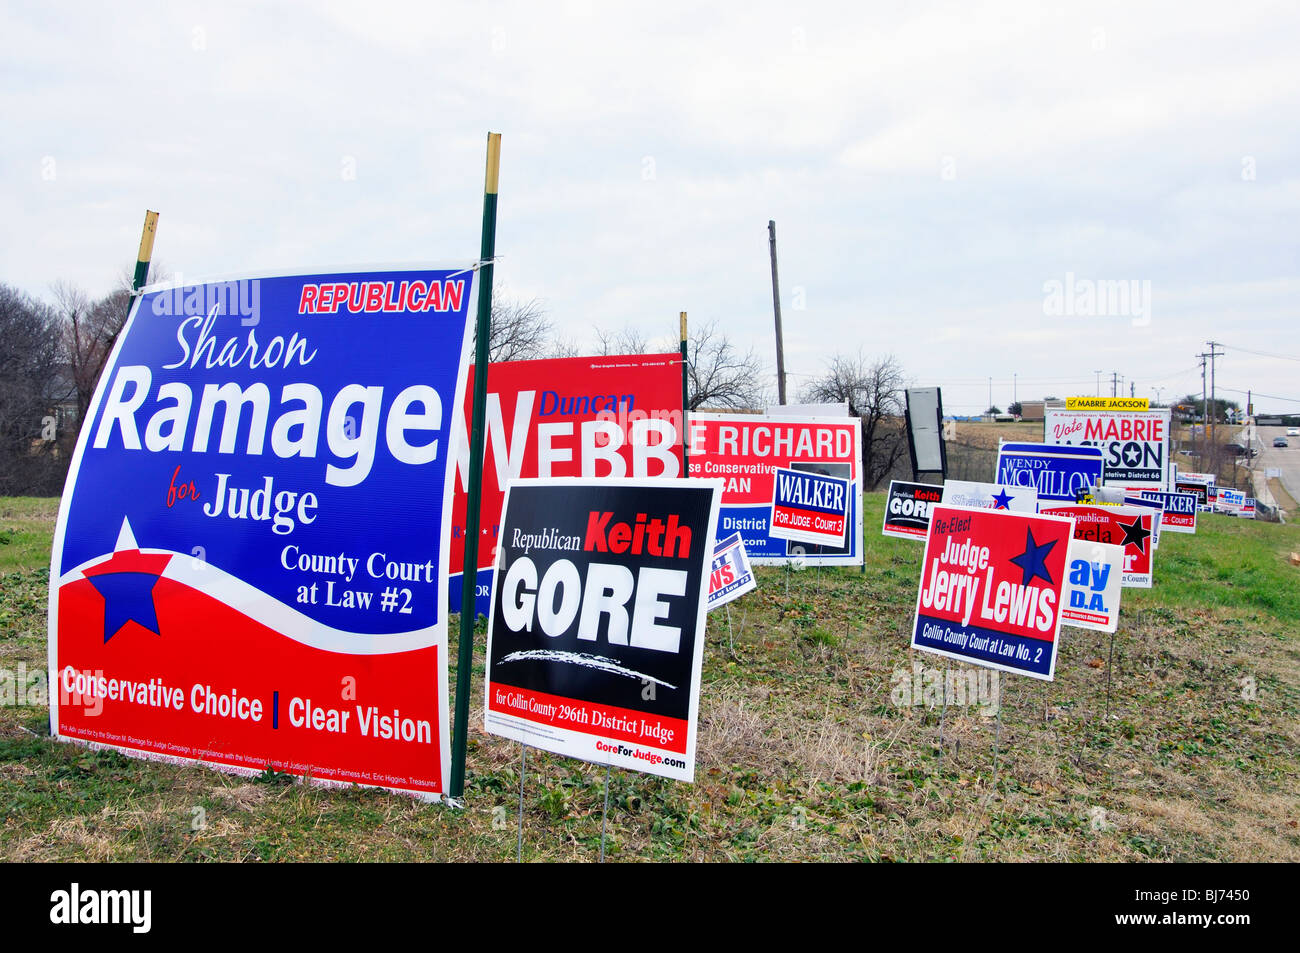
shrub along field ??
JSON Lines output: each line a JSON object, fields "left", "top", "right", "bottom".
{"left": 2, "top": 494, "right": 1297, "bottom": 862}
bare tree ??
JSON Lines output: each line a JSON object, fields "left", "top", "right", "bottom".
{"left": 0, "top": 284, "right": 67, "bottom": 494}
{"left": 800, "top": 351, "right": 910, "bottom": 488}
{"left": 682, "top": 318, "right": 767, "bottom": 411}
{"left": 593, "top": 325, "right": 652, "bottom": 357}
{"left": 592, "top": 318, "right": 767, "bottom": 410}
{"left": 53, "top": 280, "right": 132, "bottom": 424}
{"left": 482, "top": 292, "right": 552, "bottom": 363}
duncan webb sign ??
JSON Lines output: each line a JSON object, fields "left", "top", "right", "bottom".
{"left": 49, "top": 266, "right": 475, "bottom": 799}
{"left": 911, "top": 505, "right": 1073, "bottom": 680}
{"left": 449, "top": 354, "right": 684, "bottom": 616}
{"left": 484, "top": 478, "right": 721, "bottom": 781}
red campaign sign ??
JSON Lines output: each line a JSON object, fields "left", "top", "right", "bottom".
{"left": 1038, "top": 503, "right": 1156, "bottom": 588}
{"left": 911, "top": 505, "right": 1074, "bottom": 680}
{"left": 58, "top": 552, "right": 446, "bottom": 795}
{"left": 687, "top": 413, "right": 862, "bottom": 564}
{"left": 449, "top": 354, "right": 684, "bottom": 612}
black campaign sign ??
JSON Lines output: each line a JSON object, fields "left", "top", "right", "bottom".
{"left": 483, "top": 478, "right": 720, "bottom": 781}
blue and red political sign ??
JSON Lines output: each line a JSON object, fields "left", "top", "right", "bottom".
{"left": 1138, "top": 490, "right": 1197, "bottom": 534}
{"left": 483, "top": 478, "right": 721, "bottom": 781}
{"left": 1215, "top": 487, "right": 1246, "bottom": 515}
{"left": 996, "top": 441, "right": 1104, "bottom": 503}
{"left": 769, "top": 466, "right": 850, "bottom": 548}
{"left": 707, "top": 533, "right": 756, "bottom": 610}
{"left": 911, "top": 505, "right": 1073, "bottom": 680}
{"left": 49, "top": 265, "right": 476, "bottom": 799}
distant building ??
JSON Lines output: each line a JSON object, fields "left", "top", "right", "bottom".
{"left": 1018, "top": 400, "right": 1046, "bottom": 421}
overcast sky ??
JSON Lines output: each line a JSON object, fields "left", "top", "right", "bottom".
{"left": 4, "top": 1, "right": 1297, "bottom": 414}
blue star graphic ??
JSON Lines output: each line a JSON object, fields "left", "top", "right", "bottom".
{"left": 85, "top": 571, "right": 163, "bottom": 643}
{"left": 1008, "top": 527, "right": 1057, "bottom": 587}
{"left": 991, "top": 488, "right": 1015, "bottom": 510}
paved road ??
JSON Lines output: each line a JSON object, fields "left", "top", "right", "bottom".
{"left": 1242, "top": 425, "right": 1300, "bottom": 505}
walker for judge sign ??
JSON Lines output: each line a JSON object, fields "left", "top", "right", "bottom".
{"left": 49, "top": 266, "right": 475, "bottom": 799}
{"left": 687, "top": 412, "right": 862, "bottom": 566}
{"left": 911, "top": 505, "right": 1073, "bottom": 680}
{"left": 484, "top": 478, "right": 721, "bottom": 781}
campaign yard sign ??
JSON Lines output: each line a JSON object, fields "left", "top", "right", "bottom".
{"left": 769, "top": 467, "right": 850, "bottom": 547}
{"left": 1139, "top": 491, "right": 1197, "bottom": 534}
{"left": 688, "top": 413, "right": 862, "bottom": 566}
{"left": 882, "top": 480, "right": 943, "bottom": 540}
{"left": 1240, "top": 498, "right": 1257, "bottom": 519}
{"left": 1203, "top": 485, "right": 1219, "bottom": 513}
{"left": 49, "top": 265, "right": 477, "bottom": 799}
{"left": 911, "top": 505, "right": 1073, "bottom": 680}
{"left": 1044, "top": 406, "right": 1171, "bottom": 489}
{"left": 483, "top": 478, "right": 721, "bottom": 782}
{"left": 1120, "top": 495, "right": 1164, "bottom": 548}
{"left": 449, "top": 354, "right": 684, "bottom": 616}
{"left": 940, "top": 479, "right": 1038, "bottom": 513}
{"left": 707, "top": 533, "right": 756, "bottom": 610}
{"left": 1038, "top": 504, "right": 1157, "bottom": 588}
{"left": 996, "top": 442, "right": 1104, "bottom": 503}
{"left": 1215, "top": 487, "right": 1246, "bottom": 515}
{"left": 1061, "top": 539, "right": 1124, "bottom": 633}
{"left": 1175, "top": 471, "right": 1215, "bottom": 507}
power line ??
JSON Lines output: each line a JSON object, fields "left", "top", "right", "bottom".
{"left": 1220, "top": 386, "right": 1300, "bottom": 404}
{"left": 1219, "top": 343, "right": 1300, "bottom": 364}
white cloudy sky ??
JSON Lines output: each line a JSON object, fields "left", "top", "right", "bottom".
{"left": 4, "top": 0, "right": 1298, "bottom": 414}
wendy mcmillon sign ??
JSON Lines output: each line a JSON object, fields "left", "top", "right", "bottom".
{"left": 996, "top": 442, "right": 1104, "bottom": 504}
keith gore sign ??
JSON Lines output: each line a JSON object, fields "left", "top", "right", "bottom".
{"left": 484, "top": 478, "right": 720, "bottom": 781}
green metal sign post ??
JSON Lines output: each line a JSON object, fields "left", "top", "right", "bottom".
{"left": 450, "top": 132, "right": 500, "bottom": 801}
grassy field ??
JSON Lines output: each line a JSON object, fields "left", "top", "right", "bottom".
{"left": 2, "top": 494, "right": 1298, "bottom": 862}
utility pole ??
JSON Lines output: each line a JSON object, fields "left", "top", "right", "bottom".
{"left": 1094, "top": 370, "right": 1102, "bottom": 396}
{"left": 1198, "top": 352, "right": 1208, "bottom": 458}
{"left": 1207, "top": 341, "right": 1223, "bottom": 452}
{"left": 767, "top": 220, "right": 787, "bottom": 405}
{"left": 1130, "top": 381, "right": 1135, "bottom": 399}
{"left": 1111, "top": 372, "right": 1120, "bottom": 398}
{"left": 988, "top": 376, "right": 992, "bottom": 413}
